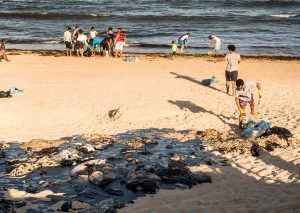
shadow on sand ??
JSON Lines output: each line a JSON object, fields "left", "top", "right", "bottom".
{"left": 170, "top": 72, "right": 227, "bottom": 94}
{"left": 168, "top": 100, "right": 240, "bottom": 133}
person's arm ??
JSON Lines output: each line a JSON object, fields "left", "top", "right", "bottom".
{"left": 256, "top": 82, "right": 262, "bottom": 98}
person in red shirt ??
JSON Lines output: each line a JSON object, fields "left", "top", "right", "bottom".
{"left": 115, "top": 28, "right": 126, "bottom": 58}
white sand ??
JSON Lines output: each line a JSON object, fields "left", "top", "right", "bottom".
{"left": 1, "top": 54, "right": 299, "bottom": 212}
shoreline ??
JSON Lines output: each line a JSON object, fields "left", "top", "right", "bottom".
{"left": 7, "top": 48, "right": 300, "bottom": 61}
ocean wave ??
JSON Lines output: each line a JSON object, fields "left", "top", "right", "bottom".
{"left": 0, "top": 12, "right": 112, "bottom": 19}
{"left": 270, "top": 14, "right": 300, "bottom": 18}
{"left": 43, "top": 40, "right": 62, "bottom": 44}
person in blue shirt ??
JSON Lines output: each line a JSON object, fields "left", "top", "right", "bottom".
{"left": 92, "top": 37, "right": 102, "bottom": 56}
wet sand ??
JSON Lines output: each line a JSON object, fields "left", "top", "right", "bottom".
{"left": 0, "top": 52, "right": 300, "bottom": 212}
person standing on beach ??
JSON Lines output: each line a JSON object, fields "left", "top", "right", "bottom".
{"left": 63, "top": 27, "right": 72, "bottom": 56}
{"left": 115, "top": 28, "right": 126, "bottom": 58}
{"left": 225, "top": 45, "right": 241, "bottom": 95}
{"left": 208, "top": 35, "right": 221, "bottom": 56}
{"left": 72, "top": 26, "right": 79, "bottom": 51}
{"left": 89, "top": 27, "right": 98, "bottom": 44}
{"left": 76, "top": 29, "right": 87, "bottom": 57}
{"left": 235, "top": 79, "right": 262, "bottom": 128}
{"left": 178, "top": 33, "right": 190, "bottom": 53}
{"left": 107, "top": 27, "right": 115, "bottom": 56}
{"left": 171, "top": 40, "right": 178, "bottom": 56}
{"left": 0, "top": 39, "right": 10, "bottom": 62}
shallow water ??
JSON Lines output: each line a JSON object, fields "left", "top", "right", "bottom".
{"left": 1, "top": 0, "right": 300, "bottom": 56}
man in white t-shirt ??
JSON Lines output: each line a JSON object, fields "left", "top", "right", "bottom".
{"left": 76, "top": 29, "right": 87, "bottom": 57}
{"left": 225, "top": 44, "right": 241, "bottom": 95}
{"left": 89, "top": 26, "right": 98, "bottom": 44}
{"left": 208, "top": 35, "right": 221, "bottom": 56}
{"left": 178, "top": 33, "right": 190, "bottom": 53}
{"left": 63, "top": 27, "right": 72, "bottom": 56}
{"left": 235, "top": 79, "right": 262, "bottom": 128}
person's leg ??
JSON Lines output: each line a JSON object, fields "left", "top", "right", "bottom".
{"left": 225, "top": 71, "right": 230, "bottom": 94}
{"left": 80, "top": 48, "right": 83, "bottom": 57}
{"left": 66, "top": 48, "right": 68, "bottom": 56}
{"left": 231, "top": 81, "right": 236, "bottom": 96}
{"left": 250, "top": 96, "right": 256, "bottom": 116}
{"left": 3, "top": 53, "right": 10, "bottom": 62}
{"left": 69, "top": 48, "right": 72, "bottom": 56}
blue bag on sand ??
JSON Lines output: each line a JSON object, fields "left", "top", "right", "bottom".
{"left": 10, "top": 87, "right": 23, "bottom": 94}
{"left": 242, "top": 120, "right": 271, "bottom": 138}
{"left": 201, "top": 76, "right": 218, "bottom": 86}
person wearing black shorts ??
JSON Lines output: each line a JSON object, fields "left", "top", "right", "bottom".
{"left": 63, "top": 27, "right": 72, "bottom": 56}
{"left": 224, "top": 45, "right": 241, "bottom": 95}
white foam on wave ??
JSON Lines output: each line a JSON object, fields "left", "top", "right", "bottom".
{"left": 270, "top": 14, "right": 299, "bottom": 18}
{"left": 90, "top": 13, "right": 110, "bottom": 17}
{"left": 43, "top": 40, "right": 61, "bottom": 44}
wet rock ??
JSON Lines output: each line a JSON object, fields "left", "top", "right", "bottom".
{"left": 52, "top": 149, "right": 81, "bottom": 163}
{"left": 59, "top": 201, "right": 72, "bottom": 212}
{"left": 0, "top": 149, "right": 6, "bottom": 158}
{"left": 126, "top": 170, "right": 160, "bottom": 193}
{"left": 0, "top": 199, "right": 26, "bottom": 213}
{"left": 81, "top": 198, "right": 124, "bottom": 213}
{"left": 88, "top": 171, "right": 117, "bottom": 186}
{"left": 25, "top": 184, "right": 38, "bottom": 194}
{"left": 33, "top": 147, "right": 59, "bottom": 156}
{"left": 103, "top": 188, "right": 124, "bottom": 196}
{"left": 61, "top": 159, "right": 75, "bottom": 167}
{"left": 70, "top": 159, "right": 106, "bottom": 178}
{"left": 93, "top": 143, "right": 111, "bottom": 150}
{"left": 78, "top": 144, "right": 95, "bottom": 153}
{"left": 165, "top": 144, "right": 173, "bottom": 149}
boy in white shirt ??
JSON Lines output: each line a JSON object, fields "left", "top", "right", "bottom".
{"left": 63, "top": 27, "right": 72, "bottom": 56}
{"left": 235, "top": 79, "right": 262, "bottom": 128}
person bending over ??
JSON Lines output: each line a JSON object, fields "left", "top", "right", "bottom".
{"left": 208, "top": 35, "right": 221, "bottom": 56}
{"left": 235, "top": 79, "right": 262, "bottom": 128}
{"left": 178, "top": 33, "right": 190, "bottom": 53}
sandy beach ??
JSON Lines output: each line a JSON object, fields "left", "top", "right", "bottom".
{"left": 1, "top": 53, "right": 300, "bottom": 212}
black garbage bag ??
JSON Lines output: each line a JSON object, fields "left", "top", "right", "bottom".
{"left": 263, "top": 126, "right": 293, "bottom": 139}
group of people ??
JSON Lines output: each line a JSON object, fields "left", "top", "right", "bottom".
{"left": 172, "top": 33, "right": 262, "bottom": 128}
{"left": 63, "top": 26, "right": 126, "bottom": 58}
{"left": 171, "top": 33, "right": 221, "bottom": 56}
